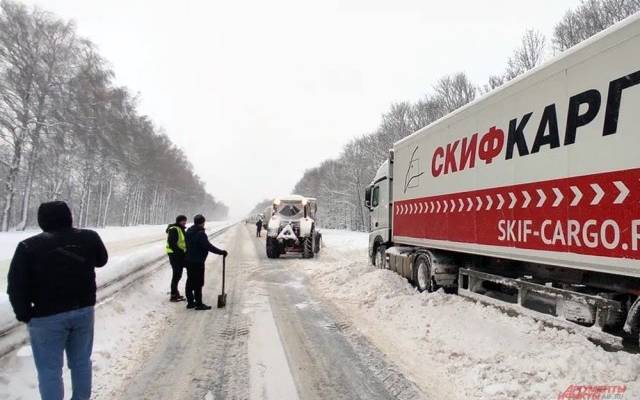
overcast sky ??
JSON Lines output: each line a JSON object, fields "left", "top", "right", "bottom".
{"left": 24, "top": 0, "right": 577, "bottom": 218}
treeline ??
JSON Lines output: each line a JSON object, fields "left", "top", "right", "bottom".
{"left": 290, "top": 0, "right": 640, "bottom": 231}
{"left": 0, "top": 1, "right": 227, "bottom": 231}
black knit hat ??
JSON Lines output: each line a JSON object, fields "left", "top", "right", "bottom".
{"left": 193, "top": 214, "right": 205, "bottom": 225}
{"left": 175, "top": 215, "right": 187, "bottom": 223}
{"left": 38, "top": 201, "right": 73, "bottom": 232}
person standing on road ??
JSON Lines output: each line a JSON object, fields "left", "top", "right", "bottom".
{"left": 165, "top": 215, "right": 187, "bottom": 302}
{"left": 7, "top": 201, "right": 108, "bottom": 400}
{"left": 185, "top": 214, "right": 227, "bottom": 310}
{"left": 256, "top": 217, "right": 263, "bottom": 237}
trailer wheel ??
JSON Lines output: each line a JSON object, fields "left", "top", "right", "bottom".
{"left": 413, "top": 254, "right": 434, "bottom": 292}
{"left": 374, "top": 245, "right": 386, "bottom": 269}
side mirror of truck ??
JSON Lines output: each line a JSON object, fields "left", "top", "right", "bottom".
{"left": 364, "top": 185, "right": 372, "bottom": 210}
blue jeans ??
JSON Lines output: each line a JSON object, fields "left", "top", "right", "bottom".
{"left": 27, "top": 306, "right": 95, "bottom": 400}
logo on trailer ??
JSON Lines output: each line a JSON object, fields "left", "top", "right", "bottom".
{"left": 429, "top": 70, "right": 640, "bottom": 178}
{"left": 404, "top": 146, "right": 423, "bottom": 193}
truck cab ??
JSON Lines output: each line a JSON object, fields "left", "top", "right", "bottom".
{"left": 365, "top": 160, "right": 391, "bottom": 267}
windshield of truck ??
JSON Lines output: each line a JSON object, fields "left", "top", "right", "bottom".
{"left": 278, "top": 202, "right": 303, "bottom": 217}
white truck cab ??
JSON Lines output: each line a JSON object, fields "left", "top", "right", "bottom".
{"left": 365, "top": 159, "right": 391, "bottom": 267}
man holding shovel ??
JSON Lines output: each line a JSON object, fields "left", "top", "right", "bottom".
{"left": 184, "top": 214, "right": 227, "bottom": 310}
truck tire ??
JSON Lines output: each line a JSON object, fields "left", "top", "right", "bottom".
{"left": 374, "top": 245, "right": 386, "bottom": 269}
{"left": 314, "top": 232, "right": 321, "bottom": 254}
{"left": 413, "top": 253, "right": 434, "bottom": 292}
{"left": 266, "top": 238, "right": 280, "bottom": 259}
{"left": 303, "top": 237, "right": 314, "bottom": 258}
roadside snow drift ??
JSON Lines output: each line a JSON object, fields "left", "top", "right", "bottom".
{"left": 302, "top": 230, "right": 640, "bottom": 400}
{"left": 0, "top": 222, "right": 230, "bottom": 332}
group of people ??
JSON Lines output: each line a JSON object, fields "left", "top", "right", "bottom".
{"left": 165, "top": 214, "right": 227, "bottom": 309}
{"left": 6, "top": 201, "right": 227, "bottom": 400}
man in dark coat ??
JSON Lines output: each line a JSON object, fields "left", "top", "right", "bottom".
{"left": 165, "top": 215, "right": 187, "bottom": 302}
{"left": 256, "top": 218, "right": 263, "bottom": 237}
{"left": 185, "top": 214, "right": 227, "bottom": 310}
{"left": 7, "top": 201, "right": 108, "bottom": 400}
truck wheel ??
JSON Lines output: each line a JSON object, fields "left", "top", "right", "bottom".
{"left": 303, "top": 237, "right": 314, "bottom": 258}
{"left": 314, "top": 232, "right": 321, "bottom": 254}
{"left": 374, "top": 245, "right": 386, "bottom": 269}
{"left": 413, "top": 254, "right": 434, "bottom": 292}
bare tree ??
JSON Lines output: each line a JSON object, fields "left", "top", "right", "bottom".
{"left": 505, "top": 29, "right": 547, "bottom": 80}
{"left": 433, "top": 73, "right": 477, "bottom": 114}
{"left": 0, "top": 1, "right": 227, "bottom": 230}
{"left": 553, "top": 0, "right": 640, "bottom": 51}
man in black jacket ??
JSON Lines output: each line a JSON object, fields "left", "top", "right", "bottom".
{"left": 256, "top": 218, "right": 263, "bottom": 237}
{"left": 165, "top": 215, "right": 187, "bottom": 302}
{"left": 7, "top": 201, "right": 108, "bottom": 400}
{"left": 185, "top": 214, "right": 227, "bottom": 310}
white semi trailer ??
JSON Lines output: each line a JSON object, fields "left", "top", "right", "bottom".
{"left": 365, "top": 14, "right": 640, "bottom": 348}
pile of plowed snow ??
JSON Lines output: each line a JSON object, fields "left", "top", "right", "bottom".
{"left": 305, "top": 230, "right": 640, "bottom": 400}
{"left": 0, "top": 222, "right": 231, "bottom": 331}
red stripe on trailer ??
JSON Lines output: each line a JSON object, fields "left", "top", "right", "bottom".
{"left": 393, "top": 168, "right": 640, "bottom": 260}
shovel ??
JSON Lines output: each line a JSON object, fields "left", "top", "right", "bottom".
{"left": 217, "top": 255, "right": 227, "bottom": 308}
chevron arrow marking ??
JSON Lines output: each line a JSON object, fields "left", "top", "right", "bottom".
{"left": 509, "top": 192, "right": 517, "bottom": 209}
{"left": 497, "top": 193, "right": 505, "bottom": 210}
{"left": 485, "top": 195, "right": 493, "bottom": 211}
{"left": 590, "top": 183, "right": 604, "bottom": 205}
{"left": 521, "top": 191, "right": 531, "bottom": 208}
{"left": 536, "top": 189, "right": 546, "bottom": 208}
{"left": 613, "top": 181, "right": 629, "bottom": 204}
{"left": 552, "top": 188, "right": 563, "bottom": 207}
{"left": 570, "top": 186, "right": 582, "bottom": 207}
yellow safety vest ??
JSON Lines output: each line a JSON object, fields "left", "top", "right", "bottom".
{"left": 165, "top": 226, "right": 186, "bottom": 254}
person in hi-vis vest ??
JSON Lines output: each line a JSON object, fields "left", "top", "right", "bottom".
{"left": 165, "top": 215, "right": 187, "bottom": 302}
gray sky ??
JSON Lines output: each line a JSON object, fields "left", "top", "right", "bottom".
{"left": 25, "top": 0, "right": 577, "bottom": 218}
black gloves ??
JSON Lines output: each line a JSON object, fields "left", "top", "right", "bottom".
{"left": 222, "top": 250, "right": 228, "bottom": 257}
{"left": 16, "top": 313, "right": 31, "bottom": 324}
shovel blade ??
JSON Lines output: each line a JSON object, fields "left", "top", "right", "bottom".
{"left": 217, "top": 293, "right": 227, "bottom": 308}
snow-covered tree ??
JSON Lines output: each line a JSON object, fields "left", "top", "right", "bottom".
{"left": 0, "top": 1, "right": 227, "bottom": 229}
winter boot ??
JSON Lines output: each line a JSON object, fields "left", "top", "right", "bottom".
{"left": 170, "top": 294, "right": 186, "bottom": 302}
{"left": 195, "top": 303, "right": 212, "bottom": 310}
{"left": 186, "top": 303, "right": 196, "bottom": 309}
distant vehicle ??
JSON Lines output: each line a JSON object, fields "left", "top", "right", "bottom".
{"left": 266, "top": 195, "right": 321, "bottom": 258}
{"left": 365, "top": 15, "right": 640, "bottom": 347}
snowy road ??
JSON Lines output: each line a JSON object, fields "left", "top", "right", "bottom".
{"left": 117, "top": 224, "right": 424, "bottom": 400}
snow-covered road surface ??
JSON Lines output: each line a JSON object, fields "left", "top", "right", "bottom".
{"left": 117, "top": 224, "right": 423, "bottom": 400}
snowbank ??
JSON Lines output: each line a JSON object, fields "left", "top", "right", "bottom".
{"left": 0, "top": 226, "right": 234, "bottom": 400}
{"left": 0, "top": 224, "right": 167, "bottom": 262}
{"left": 0, "top": 222, "right": 231, "bottom": 332}
{"left": 303, "top": 230, "right": 640, "bottom": 400}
